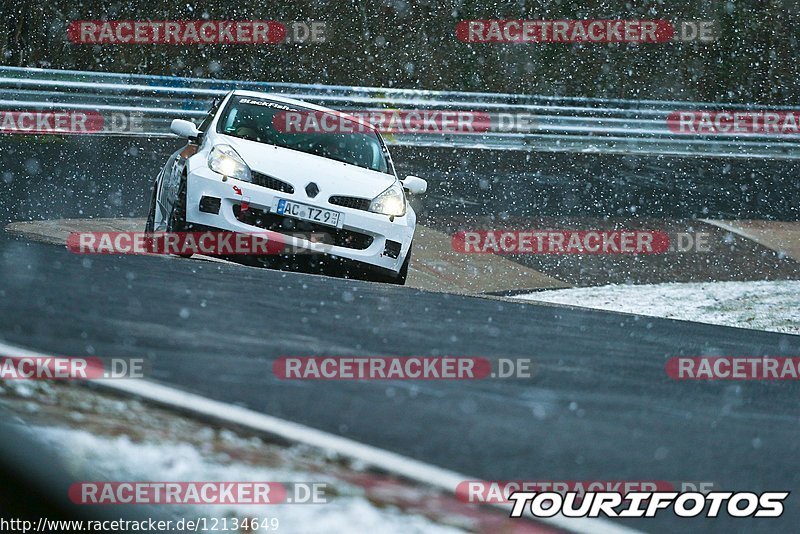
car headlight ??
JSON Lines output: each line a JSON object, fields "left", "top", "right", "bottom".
{"left": 369, "top": 184, "right": 406, "bottom": 217}
{"left": 208, "top": 144, "right": 252, "bottom": 182}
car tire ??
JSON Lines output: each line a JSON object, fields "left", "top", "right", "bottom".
{"left": 393, "top": 248, "right": 411, "bottom": 285}
{"left": 367, "top": 247, "right": 410, "bottom": 285}
{"left": 167, "top": 174, "right": 193, "bottom": 258}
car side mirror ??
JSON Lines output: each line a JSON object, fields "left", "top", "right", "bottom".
{"left": 401, "top": 175, "right": 427, "bottom": 195}
{"left": 170, "top": 119, "right": 200, "bottom": 139}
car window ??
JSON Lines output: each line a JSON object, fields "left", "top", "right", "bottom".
{"left": 216, "top": 96, "right": 392, "bottom": 174}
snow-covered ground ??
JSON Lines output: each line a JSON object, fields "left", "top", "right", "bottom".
{"left": 514, "top": 280, "right": 800, "bottom": 335}
{"left": 2, "top": 381, "right": 476, "bottom": 533}
{"left": 36, "top": 426, "right": 462, "bottom": 534}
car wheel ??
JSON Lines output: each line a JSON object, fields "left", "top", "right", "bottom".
{"left": 167, "top": 174, "right": 193, "bottom": 258}
{"left": 393, "top": 248, "right": 411, "bottom": 285}
{"left": 367, "top": 247, "right": 410, "bottom": 285}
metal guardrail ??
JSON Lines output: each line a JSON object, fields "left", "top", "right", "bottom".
{"left": 2, "top": 65, "right": 800, "bottom": 159}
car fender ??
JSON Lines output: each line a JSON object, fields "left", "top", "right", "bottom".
{"left": 159, "top": 143, "right": 199, "bottom": 217}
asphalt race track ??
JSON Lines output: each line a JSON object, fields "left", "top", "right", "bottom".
{"left": 0, "top": 230, "right": 798, "bottom": 533}
{"left": 1, "top": 138, "right": 799, "bottom": 533}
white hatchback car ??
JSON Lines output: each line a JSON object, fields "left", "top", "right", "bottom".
{"left": 145, "top": 90, "right": 427, "bottom": 284}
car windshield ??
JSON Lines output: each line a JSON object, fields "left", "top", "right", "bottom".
{"left": 216, "top": 96, "right": 391, "bottom": 174}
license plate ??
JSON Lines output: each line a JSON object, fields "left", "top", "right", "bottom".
{"left": 274, "top": 198, "right": 342, "bottom": 228}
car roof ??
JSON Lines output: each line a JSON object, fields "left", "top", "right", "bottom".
{"left": 228, "top": 90, "right": 377, "bottom": 132}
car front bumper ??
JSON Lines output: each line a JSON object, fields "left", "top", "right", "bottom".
{"left": 184, "top": 167, "right": 415, "bottom": 273}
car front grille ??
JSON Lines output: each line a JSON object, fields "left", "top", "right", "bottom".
{"left": 251, "top": 172, "right": 294, "bottom": 194}
{"left": 328, "top": 195, "right": 371, "bottom": 212}
{"left": 232, "top": 205, "right": 374, "bottom": 250}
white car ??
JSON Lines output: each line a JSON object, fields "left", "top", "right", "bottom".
{"left": 145, "top": 90, "right": 427, "bottom": 284}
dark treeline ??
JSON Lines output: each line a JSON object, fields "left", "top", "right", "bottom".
{"left": 2, "top": 0, "right": 799, "bottom": 104}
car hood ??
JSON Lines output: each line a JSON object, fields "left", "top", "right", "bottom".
{"left": 223, "top": 135, "right": 397, "bottom": 199}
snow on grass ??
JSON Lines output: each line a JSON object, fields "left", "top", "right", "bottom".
{"left": 2, "top": 382, "right": 479, "bottom": 532}
{"left": 36, "top": 425, "right": 464, "bottom": 534}
{"left": 514, "top": 280, "right": 800, "bottom": 335}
